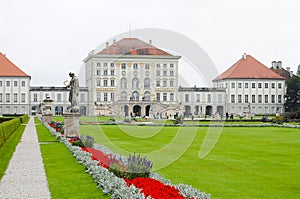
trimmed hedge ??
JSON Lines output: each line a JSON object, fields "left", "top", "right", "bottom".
{"left": 0, "top": 115, "right": 29, "bottom": 147}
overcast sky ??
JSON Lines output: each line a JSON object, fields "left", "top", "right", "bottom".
{"left": 1, "top": 0, "right": 299, "bottom": 86}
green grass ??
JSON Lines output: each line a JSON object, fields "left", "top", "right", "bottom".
{"left": 80, "top": 125, "right": 300, "bottom": 199}
{"left": 0, "top": 125, "right": 25, "bottom": 180}
{"left": 35, "top": 119, "right": 109, "bottom": 199}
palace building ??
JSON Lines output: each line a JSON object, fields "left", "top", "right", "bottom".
{"left": 0, "top": 38, "right": 291, "bottom": 117}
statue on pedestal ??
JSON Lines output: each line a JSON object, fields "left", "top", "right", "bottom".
{"left": 65, "top": 72, "right": 79, "bottom": 113}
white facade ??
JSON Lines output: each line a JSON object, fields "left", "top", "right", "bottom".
{"left": 213, "top": 79, "right": 286, "bottom": 115}
{"left": 0, "top": 77, "right": 30, "bottom": 115}
{"left": 83, "top": 53, "right": 181, "bottom": 117}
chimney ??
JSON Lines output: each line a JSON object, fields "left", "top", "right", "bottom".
{"left": 286, "top": 67, "right": 290, "bottom": 72}
{"left": 105, "top": 42, "right": 109, "bottom": 48}
{"left": 242, "top": 53, "right": 247, "bottom": 59}
{"left": 271, "top": 61, "right": 277, "bottom": 69}
{"left": 277, "top": 61, "right": 282, "bottom": 69}
{"left": 149, "top": 40, "right": 152, "bottom": 45}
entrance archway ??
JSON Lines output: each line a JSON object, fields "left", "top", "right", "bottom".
{"left": 217, "top": 106, "right": 224, "bottom": 116}
{"left": 205, "top": 106, "right": 212, "bottom": 116}
{"left": 145, "top": 105, "right": 151, "bottom": 116}
{"left": 55, "top": 106, "right": 63, "bottom": 115}
{"left": 133, "top": 105, "right": 141, "bottom": 117}
{"left": 184, "top": 105, "right": 191, "bottom": 117}
{"left": 123, "top": 105, "right": 129, "bottom": 117}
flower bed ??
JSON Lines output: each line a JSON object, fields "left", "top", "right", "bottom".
{"left": 44, "top": 121, "right": 210, "bottom": 199}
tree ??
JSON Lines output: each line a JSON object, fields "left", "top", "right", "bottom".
{"left": 284, "top": 75, "right": 300, "bottom": 113}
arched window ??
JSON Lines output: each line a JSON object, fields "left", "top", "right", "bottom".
{"left": 144, "top": 91, "right": 150, "bottom": 101}
{"left": 132, "top": 91, "right": 139, "bottom": 101}
{"left": 132, "top": 78, "right": 139, "bottom": 89}
{"left": 121, "top": 91, "right": 127, "bottom": 101}
{"left": 144, "top": 78, "right": 150, "bottom": 88}
{"left": 121, "top": 78, "right": 127, "bottom": 88}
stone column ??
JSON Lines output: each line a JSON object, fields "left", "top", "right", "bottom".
{"left": 63, "top": 112, "right": 81, "bottom": 138}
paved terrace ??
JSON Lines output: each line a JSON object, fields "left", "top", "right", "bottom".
{"left": 0, "top": 117, "right": 51, "bottom": 198}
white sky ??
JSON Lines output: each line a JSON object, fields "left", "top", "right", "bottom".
{"left": 1, "top": 0, "right": 299, "bottom": 86}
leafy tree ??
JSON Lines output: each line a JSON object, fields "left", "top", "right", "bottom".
{"left": 284, "top": 75, "right": 300, "bottom": 113}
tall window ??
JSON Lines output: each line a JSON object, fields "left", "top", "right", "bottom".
{"left": 207, "top": 94, "right": 211, "bottom": 103}
{"left": 265, "top": 83, "right": 269, "bottom": 88}
{"left": 278, "top": 83, "right": 282, "bottom": 89}
{"left": 144, "top": 78, "right": 150, "bottom": 88}
{"left": 163, "top": 93, "right": 167, "bottom": 101}
{"left": 238, "top": 95, "right": 242, "bottom": 103}
{"left": 132, "top": 78, "right": 139, "bottom": 89}
{"left": 21, "top": 81, "right": 25, "bottom": 87}
{"left": 0, "top": 93, "right": 2, "bottom": 103}
{"left": 103, "top": 70, "right": 108, "bottom": 76}
{"left": 111, "top": 79, "right": 115, "bottom": 87}
{"left": 170, "top": 71, "right": 174, "bottom": 76}
{"left": 156, "top": 70, "right": 160, "bottom": 76}
{"left": 271, "top": 95, "right": 275, "bottom": 103}
{"left": 144, "top": 91, "right": 150, "bottom": 101}
{"left": 121, "top": 63, "right": 126, "bottom": 69}
{"left": 14, "top": 93, "right": 18, "bottom": 103}
{"left": 34, "top": 93, "right": 38, "bottom": 102}
{"left": 57, "top": 94, "right": 62, "bottom": 102}
{"left": 21, "top": 93, "right": 25, "bottom": 103}
{"left": 170, "top": 80, "right": 174, "bottom": 87}
{"left": 156, "top": 80, "right": 160, "bottom": 87}
{"left": 132, "top": 91, "right": 139, "bottom": 101}
{"left": 156, "top": 63, "right": 160, "bottom": 68}
{"left": 163, "top": 80, "right": 167, "bottom": 87}
{"left": 110, "top": 63, "right": 114, "bottom": 67}
{"left": 104, "top": 93, "right": 108, "bottom": 101}
{"left": 96, "top": 92, "right": 101, "bottom": 101}
{"left": 111, "top": 93, "right": 114, "bottom": 101}
{"left": 145, "top": 63, "right": 150, "bottom": 69}
{"left": 265, "top": 95, "right": 268, "bottom": 103}
{"left": 163, "top": 71, "right": 167, "bottom": 76}
{"left": 14, "top": 81, "right": 18, "bottom": 87}
{"left": 252, "top": 83, "right": 256, "bottom": 88}
{"left": 121, "top": 78, "right": 127, "bottom": 88}
{"left": 96, "top": 70, "right": 101, "bottom": 76}
{"left": 104, "top": 79, "right": 108, "bottom": 87}
{"left": 245, "top": 95, "right": 249, "bottom": 103}
{"left": 238, "top": 83, "right": 242, "bottom": 88}
{"left": 231, "top": 95, "right": 235, "bottom": 103}
{"left": 111, "top": 70, "right": 115, "bottom": 76}
{"left": 6, "top": 81, "right": 10, "bottom": 87}
{"left": 0, "top": 81, "right": 2, "bottom": 87}
{"left": 104, "top": 63, "right": 108, "bottom": 67}
{"left": 156, "top": 93, "right": 160, "bottom": 101}
{"left": 163, "top": 63, "right": 167, "bottom": 68}
{"left": 133, "top": 63, "right": 138, "bottom": 69}
{"left": 245, "top": 83, "right": 248, "bottom": 88}
{"left": 278, "top": 95, "right": 282, "bottom": 103}
{"left": 6, "top": 93, "right": 10, "bottom": 103}
{"left": 252, "top": 95, "right": 255, "bottom": 103}
{"left": 271, "top": 83, "right": 275, "bottom": 88}
{"left": 258, "top": 83, "right": 262, "bottom": 88}
{"left": 96, "top": 62, "right": 101, "bottom": 67}
{"left": 231, "top": 83, "right": 235, "bottom": 88}
{"left": 258, "top": 95, "right": 262, "bottom": 103}
{"left": 170, "top": 63, "right": 174, "bottom": 68}
{"left": 96, "top": 79, "right": 101, "bottom": 86}
{"left": 185, "top": 94, "right": 189, "bottom": 102}
{"left": 80, "top": 93, "right": 85, "bottom": 102}
{"left": 170, "top": 93, "right": 174, "bottom": 102}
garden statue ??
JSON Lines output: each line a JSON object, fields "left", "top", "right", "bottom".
{"left": 65, "top": 72, "right": 79, "bottom": 113}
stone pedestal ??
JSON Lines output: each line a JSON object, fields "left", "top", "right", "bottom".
{"left": 42, "top": 113, "right": 53, "bottom": 123}
{"left": 63, "top": 112, "right": 81, "bottom": 138}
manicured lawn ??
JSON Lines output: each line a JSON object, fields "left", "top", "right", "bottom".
{"left": 0, "top": 125, "right": 25, "bottom": 180}
{"left": 80, "top": 125, "right": 300, "bottom": 199}
{"left": 35, "top": 119, "right": 109, "bottom": 199}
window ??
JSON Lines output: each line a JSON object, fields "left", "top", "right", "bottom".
{"left": 132, "top": 78, "right": 139, "bottom": 89}
{"left": 245, "top": 83, "right": 248, "bottom": 88}
{"left": 6, "top": 81, "right": 10, "bottom": 87}
{"left": 111, "top": 70, "right": 115, "bottom": 76}
{"left": 238, "top": 95, "right": 242, "bottom": 103}
{"left": 278, "top": 95, "right": 282, "bottom": 103}
{"left": 96, "top": 79, "right": 101, "bottom": 86}
{"left": 96, "top": 70, "right": 101, "bottom": 76}
{"left": 21, "top": 81, "right": 25, "bottom": 87}
{"left": 163, "top": 71, "right": 167, "bottom": 76}
{"left": 144, "top": 91, "right": 150, "bottom": 101}
{"left": 163, "top": 80, "right": 167, "bottom": 87}
{"left": 104, "top": 63, "right": 108, "bottom": 67}
{"left": 271, "top": 95, "right": 275, "bottom": 103}
{"left": 238, "top": 83, "right": 242, "bottom": 88}
{"left": 57, "top": 94, "right": 61, "bottom": 102}
{"left": 121, "top": 63, "right": 126, "bottom": 69}
{"left": 170, "top": 64, "right": 174, "bottom": 68}
{"left": 252, "top": 95, "right": 255, "bottom": 103}
{"left": 14, "top": 81, "right": 18, "bottom": 87}
{"left": 265, "top": 95, "right": 268, "bottom": 103}
{"left": 163, "top": 64, "right": 167, "bottom": 68}
{"left": 207, "top": 94, "right": 211, "bottom": 103}
{"left": 170, "top": 71, "right": 174, "bottom": 76}
{"left": 33, "top": 93, "right": 38, "bottom": 102}
{"left": 110, "top": 63, "right": 114, "bottom": 67}
{"left": 111, "top": 93, "right": 114, "bottom": 101}
{"left": 258, "top": 83, "right": 262, "bottom": 88}
{"left": 231, "top": 83, "right": 235, "bottom": 88}
{"left": 163, "top": 93, "right": 167, "bottom": 101}
{"left": 104, "top": 79, "right": 108, "bottom": 87}
{"left": 258, "top": 95, "right": 262, "bottom": 103}
{"left": 145, "top": 63, "right": 150, "bottom": 69}
{"left": 278, "top": 83, "right": 282, "bottom": 89}
{"left": 121, "top": 78, "right": 127, "bottom": 88}
{"left": 185, "top": 94, "right": 189, "bottom": 102}
{"left": 271, "top": 83, "right": 275, "bottom": 88}
{"left": 0, "top": 93, "right": 2, "bottom": 103}
{"left": 170, "top": 80, "right": 174, "bottom": 87}
{"left": 21, "top": 93, "right": 25, "bottom": 103}
{"left": 111, "top": 79, "right": 115, "bottom": 87}
{"left": 96, "top": 62, "right": 101, "bottom": 67}
{"left": 132, "top": 91, "right": 139, "bottom": 101}
{"left": 144, "top": 78, "right": 150, "bottom": 88}
{"left": 252, "top": 83, "right": 255, "bottom": 88}
{"left": 80, "top": 93, "right": 85, "bottom": 102}
{"left": 104, "top": 93, "right": 108, "bottom": 101}
{"left": 156, "top": 70, "right": 160, "bottom": 76}
{"left": 14, "top": 93, "right": 18, "bottom": 103}
{"left": 265, "top": 83, "right": 268, "bottom": 88}
{"left": 231, "top": 95, "right": 235, "bottom": 103}
{"left": 96, "top": 92, "right": 101, "bottom": 101}
{"left": 156, "top": 63, "right": 160, "bottom": 68}
{"left": 156, "top": 80, "right": 160, "bottom": 87}
{"left": 133, "top": 63, "right": 138, "bottom": 69}
{"left": 0, "top": 81, "right": 2, "bottom": 87}
{"left": 156, "top": 93, "right": 160, "bottom": 101}
{"left": 245, "top": 95, "right": 249, "bottom": 103}
{"left": 6, "top": 93, "right": 10, "bottom": 103}
{"left": 103, "top": 70, "right": 108, "bottom": 76}
{"left": 170, "top": 93, "right": 174, "bottom": 102}
{"left": 121, "top": 91, "right": 127, "bottom": 101}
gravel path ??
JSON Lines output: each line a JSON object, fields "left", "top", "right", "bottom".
{"left": 0, "top": 117, "right": 51, "bottom": 199}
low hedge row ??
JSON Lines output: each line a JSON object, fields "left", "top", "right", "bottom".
{"left": 0, "top": 115, "right": 29, "bottom": 147}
